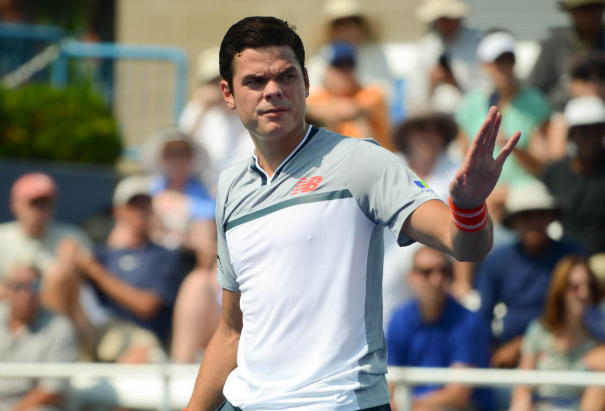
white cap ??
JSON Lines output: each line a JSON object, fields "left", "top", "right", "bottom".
{"left": 113, "top": 175, "right": 151, "bottom": 207}
{"left": 197, "top": 47, "right": 220, "bottom": 84}
{"left": 477, "top": 31, "right": 516, "bottom": 63}
{"left": 564, "top": 96, "right": 605, "bottom": 127}
{"left": 323, "top": 0, "right": 364, "bottom": 20}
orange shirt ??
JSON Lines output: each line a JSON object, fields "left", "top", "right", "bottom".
{"left": 307, "top": 86, "right": 394, "bottom": 152}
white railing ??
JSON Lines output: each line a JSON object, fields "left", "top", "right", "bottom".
{"left": 2, "top": 364, "right": 605, "bottom": 411}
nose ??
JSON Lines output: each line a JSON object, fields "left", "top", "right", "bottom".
{"left": 264, "top": 79, "right": 282, "bottom": 99}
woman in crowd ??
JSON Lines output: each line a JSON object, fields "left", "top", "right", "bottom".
{"left": 510, "top": 256, "right": 605, "bottom": 411}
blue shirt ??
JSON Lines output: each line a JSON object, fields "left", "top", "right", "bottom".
{"left": 94, "top": 243, "right": 184, "bottom": 341}
{"left": 387, "top": 297, "right": 494, "bottom": 411}
{"left": 476, "top": 239, "right": 585, "bottom": 344}
{"left": 149, "top": 176, "right": 215, "bottom": 220}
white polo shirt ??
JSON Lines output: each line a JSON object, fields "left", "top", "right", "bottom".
{"left": 216, "top": 126, "right": 440, "bottom": 410}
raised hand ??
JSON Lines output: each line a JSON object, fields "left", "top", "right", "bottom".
{"left": 449, "top": 106, "right": 520, "bottom": 209}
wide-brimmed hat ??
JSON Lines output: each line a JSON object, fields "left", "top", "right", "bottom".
{"left": 501, "top": 181, "right": 564, "bottom": 229}
{"left": 141, "top": 127, "right": 209, "bottom": 175}
{"left": 415, "top": 0, "right": 471, "bottom": 24}
{"left": 315, "top": 0, "right": 379, "bottom": 48}
{"left": 559, "top": 0, "right": 605, "bottom": 11}
{"left": 393, "top": 108, "right": 458, "bottom": 153}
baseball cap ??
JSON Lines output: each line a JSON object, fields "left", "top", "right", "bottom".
{"left": 113, "top": 175, "right": 151, "bottom": 207}
{"left": 564, "top": 96, "right": 605, "bottom": 127}
{"left": 477, "top": 31, "right": 516, "bottom": 63}
{"left": 322, "top": 41, "right": 356, "bottom": 66}
{"left": 11, "top": 173, "right": 57, "bottom": 202}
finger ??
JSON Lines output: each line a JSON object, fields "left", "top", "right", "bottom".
{"left": 486, "top": 112, "right": 502, "bottom": 155}
{"left": 495, "top": 130, "right": 521, "bottom": 168}
{"left": 468, "top": 107, "right": 498, "bottom": 157}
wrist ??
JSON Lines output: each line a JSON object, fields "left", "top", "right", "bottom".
{"left": 449, "top": 197, "right": 488, "bottom": 233}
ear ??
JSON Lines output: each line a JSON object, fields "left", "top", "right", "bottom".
{"left": 304, "top": 67, "right": 310, "bottom": 98}
{"left": 220, "top": 79, "right": 236, "bottom": 110}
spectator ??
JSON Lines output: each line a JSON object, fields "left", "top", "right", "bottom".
{"left": 476, "top": 181, "right": 585, "bottom": 368}
{"left": 547, "top": 52, "right": 605, "bottom": 159}
{"left": 510, "top": 256, "right": 605, "bottom": 411}
{"left": 0, "top": 172, "right": 94, "bottom": 329}
{"left": 542, "top": 96, "right": 605, "bottom": 256}
{"left": 142, "top": 128, "right": 217, "bottom": 269}
{"left": 306, "top": 41, "right": 392, "bottom": 150}
{"left": 0, "top": 265, "right": 78, "bottom": 411}
{"left": 456, "top": 30, "right": 552, "bottom": 222}
{"left": 529, "top": 0, "right": 605, "bottom": 112}
{"left": 387, "top": 247, "right": 494, "bottom": 411}
{"left": 178, "top": 47, "right": 254, "bottom": 188}
{"left": 307, "top": 0, "right": 392, "bottom": 96}
{"left": 66, "top": 176, "right": 185, "bottom": 362}
{"left": 382, "top": 109, "right": 460, "bottom": 329}
{"left": 407, "top": 0, "right": 481, "bottom": 113}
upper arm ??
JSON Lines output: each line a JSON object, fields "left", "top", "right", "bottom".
{"left": 220, "top": 289, "right": 243, "bottom": 336}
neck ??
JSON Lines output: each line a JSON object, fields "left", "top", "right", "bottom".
{"left": 407, "top": 153, "right": 438, "bottom": 179}
{"left": 562, "top": 313, "right": 585, "bottom": 334}
{"left": 496, "top": 82, "right": 518, "bottom": 102}
{"left": 9, "top": 309, "right": 33, "bottom": 333}
{"left": 253, "top": 123, "right": 309, "bottom": 178}
{"left": 418, "top": 296, "right": 446, "bottom": 323}
{"left": 112, "top": 222, "right": 148, "bottom": 248}
{"left": 167, "top": 175, "right": 188, "bottom": 191}
{"left": 522, "top": 238, "right": 550, "bottom": 256}
{"left": 21, "top": 223, "right": 46, "bottom": 239}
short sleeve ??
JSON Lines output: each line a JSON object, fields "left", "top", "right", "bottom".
{"left": 38, "top": 315, "right": 78, "bottom": 394}
{"left": 346, "top": 139, "right": 441, "bottom": 247}
{"left": 521, "top": 319, "right": 545, "bottom": 356}
{"left": 215, "top": 176, "right": 239, "bottom": 291}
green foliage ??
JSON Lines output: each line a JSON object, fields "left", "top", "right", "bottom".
{"left": 0, "top": 85, "right": 122, "bottom": 165}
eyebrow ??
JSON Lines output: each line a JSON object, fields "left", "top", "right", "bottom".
{"left": 241, "top": 66, "right": 298, "bottom": 82}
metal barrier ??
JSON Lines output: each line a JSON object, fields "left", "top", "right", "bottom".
{"left": 0, "top": 23, "right": 189, "bottom": 158}
{"left": 1, "top": 364, "right": 605, "bottom": 411}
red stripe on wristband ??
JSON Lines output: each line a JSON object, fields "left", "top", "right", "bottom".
{"left": 449, "top": 197, "right": 488, "bottom": 233}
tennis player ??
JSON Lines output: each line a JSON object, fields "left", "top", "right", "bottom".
{"left": 185, "top": 16, "right": 520, "bottom": 411}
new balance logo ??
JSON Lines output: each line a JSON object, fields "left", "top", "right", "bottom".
{"left": 291, "top": 176, "right": 322, "bottom": 195}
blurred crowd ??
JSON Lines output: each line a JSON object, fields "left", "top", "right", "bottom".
{"left": 2, "top": 0, "right": 605, "bottom": 410}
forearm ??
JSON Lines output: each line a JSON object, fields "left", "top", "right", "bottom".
{"left": 450, "top": 215, "right": 494, "bottom": 263}
{"left": 80, "top": 258, "right": 162, "bottom": 320}
{"left": 509, "top": 386, "right": 533, "bottom": 411}
{"left": 12, "top": 388, "right": 62, "bottom": 411}
{"left": 510, "top": 147, "right": 544, "bottom": 176}
{"left": 187, "top": 321, "right": 240, "bottom": 411}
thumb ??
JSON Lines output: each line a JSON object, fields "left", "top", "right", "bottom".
{"left": 449, "top": 172, "right": 465, "bottom": 195}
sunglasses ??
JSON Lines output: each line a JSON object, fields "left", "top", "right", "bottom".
{"left": 9, "top": 279, "right": 41, "bottom": 293}
{"left": 414, "top": 266, "right": 452, "bottom": 278}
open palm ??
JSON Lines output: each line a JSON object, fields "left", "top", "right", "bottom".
{"left": 449, "top": 106, "right": 521, "bottom": 209}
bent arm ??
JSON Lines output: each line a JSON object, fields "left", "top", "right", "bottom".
{"left": 11, "top": 388, "right": 62, "bottom": 411}
{"left": 187, "top": 289, "right": 243, "bottom": 411}
{"left": 402, "top": 199, "right": 494, "bottom": 263}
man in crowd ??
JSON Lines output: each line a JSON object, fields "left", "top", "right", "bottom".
{"left": 407, "top": 0, "right": 481, "bottom": 113}
{"left": 306, "top": 41, "right": 392, "bottom": 150}
{"left": 476, "top": 181, "right": 585, "bottom": 368}
{"left": 530, "top": 0, "right": 605, "bottom": 111}
{"left": 0, "top": 265, "right": 78, "bottom": 411}
{"left": 62, "top": 176, "right": 184, "bottom": 362}
{"left": 387, "top": 247, "right": 494, "bottom": 411}
{"left": 542, "top": 96, "right": 605, "bottom": 256}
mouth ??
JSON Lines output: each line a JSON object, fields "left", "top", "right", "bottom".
{"left": 262, "top": 107, "right": 289, "bottom": 115}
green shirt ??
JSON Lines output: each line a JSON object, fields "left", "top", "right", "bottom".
{"left": 455, "top": 87, "right": 552, "bottom": 188}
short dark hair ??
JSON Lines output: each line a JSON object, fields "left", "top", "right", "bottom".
{"left": 219, "top": 16, "right": 306, "bottom": 92}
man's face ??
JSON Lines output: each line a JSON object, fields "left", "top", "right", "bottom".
{"left": 569, "top": 123, "right": 605, "bottom": 161}
{"left": 510, "top": 210, "right": 554, "bottom": 247}
{"left": 7, "top": 267, "right": 41, "bottom": 322}
{"left": 221, "top": 46, "right": 310, "bottom": 142}
{"left": 12, "top": 195, "right": 54, "bottom": 235}
{"left": 433, "top": 18, "right": 462, "bottom": 39}
{"left": 324, "top": 60, "right": 358, "bottom": 96}
{"left": 570, "top": 5, "right": 604, "bottom": 34}
{"left": 115, "top": 195, "right": 153, "bottom": 236}
{"left": 483, "top": 53, "right": 515, "bottom": 89}
{"left": 408, "top": 248, "right": 452, "bottom": 305}
{"left": 162, "top": 141, "right": 193, "bottom": 179}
